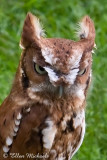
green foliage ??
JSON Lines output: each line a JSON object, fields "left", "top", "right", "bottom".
{"left": 0, "top": 0, "right": 107, "bottom": 159}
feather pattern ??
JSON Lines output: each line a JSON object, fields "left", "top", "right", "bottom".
{"left": 0, "top": 13, "right": 95, "bottom": 160}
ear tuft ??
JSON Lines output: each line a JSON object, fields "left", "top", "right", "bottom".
{"left": 76, "top": 16, "right": 95, "bottom": 40}
{"left": 28, "top": 12, "right": 45, "bottom": 39}
{"left": 20, "top": 12, "right": 45, "bottom": 48}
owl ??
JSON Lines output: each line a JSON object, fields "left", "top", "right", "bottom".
{"left": 0, "top": 13, "right": 96, "bottom": 160}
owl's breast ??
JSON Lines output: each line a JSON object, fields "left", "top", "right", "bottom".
{"left": 0, "top": 99, "right": 85, "bottom": 160}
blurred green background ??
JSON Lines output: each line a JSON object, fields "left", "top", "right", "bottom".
{"left": 0, "top": 0, "right": 107, "bottom": 159}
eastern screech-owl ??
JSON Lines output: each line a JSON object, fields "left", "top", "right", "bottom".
{"left": 0, "top": 13, "right": 96, "bottom": 160}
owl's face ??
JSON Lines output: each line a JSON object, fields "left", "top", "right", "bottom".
{"left": 19, "top": 13, "right": 95, "bottom": 100}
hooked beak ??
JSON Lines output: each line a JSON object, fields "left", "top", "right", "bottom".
{"left": 57, "top": 85, "right": 64, "bottom": 98}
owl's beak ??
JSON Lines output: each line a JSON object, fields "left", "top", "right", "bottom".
{"left": 58, "top": 85, "right": 64, "bottom": 98}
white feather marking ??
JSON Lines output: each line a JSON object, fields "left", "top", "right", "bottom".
{"left": 42, "top": 118, "right": 57, "bottom": 149}
{"left": 33, "top": 57, "right": 37, "bottom": 63}
{"left": 50, "top": 149, "right": 57, "bottom": 159}
{"left": 15, "top": 119, "right": 20, "bottom": 126}
{"left": 73, "top": 110, "right": 85, "bottom": 128}
{"left": 94, "top": 43, "right": 97, "bottom": 49}
{"left": 6, "top": 136, "right": 13, "bottom": 146}
{"left": 3, "top": 146, "right": 10, "bottom": 153}
{"left": 28, "top": 88, "right": 51, "bottom": 106}
{"left": 12, "top": 132, "right": 17, "bottom": 137}
{"left": 28, "top": 91, "right": 37, "bottom": 99}
{"left": 65, "top": 68, "right": 79, "bottom": 85}
{"left": 61, "top": 115, "right": 71, "bottom": 131}
{"left": 68, "top": 83, "right": 85, "bottom": 100}
{"left": 14, "top": 126, "right": 19, "bottom": 132}
{"left": 28, "top": 87, "right": 50, "bottom": 105}
{"left": 92, "top": 50, "right": 95, "bottom": 54}
{"left": 43, "top": 99, "right": 50, "bottom": 106}
{"left": 76, "top": 87, "right": 85, "bottom": 100}
{"left": 20, "top": 68, "right": 25, "bottom": 75}
{"left": 41, "top": 48, "right": 58, "bottom": 65}
{"left": 15, "top": 98, "right": 27, "bottom": 106}
{"left": 17, "top": 113, "right": 22, "bottom": 120}
{"left": 50, "top": 149, "right": 57, "bottom": 155}
{"left": 44, "top": 67, "right": 59, "bottom": 83}
{"left": 90, "top": 70, "right": 92, "bottom": 78}
{"left": 29, "top": 85, "right": 42, "bottom": 92}
{"left": 19, "top": 42, "right": 25, "bottom": 49}
{"left": 28, "top": 86, "right": 41, "bottom": 95}
{"left": 57, "top": 154, "right": 66, "bottom": 160}
{"left": 25, "top": 107, "right": 31, "bottom": 113}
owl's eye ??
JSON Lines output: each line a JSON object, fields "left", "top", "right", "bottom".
{"left": 78, "top": 68, "right": 86, "bottom": 76}
{"left": 34, "top": 64, "right": 46, "bottom": 75}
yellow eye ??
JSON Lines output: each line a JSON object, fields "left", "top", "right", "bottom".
{"left": 78, "top": 68, "right": 86, "bottom": 76}
{"left": 35, "top": 64, "right": 46, "bottom": 75}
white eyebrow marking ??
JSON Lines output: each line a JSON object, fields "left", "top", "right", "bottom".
{"left": 65, "top": 68, "right": 79, "bottom": 85}
{"left": 44, "top": 67, "right": 59, "bottom": 83}
{"left": 41, "top": 48, "right": 58, "bottom": 65}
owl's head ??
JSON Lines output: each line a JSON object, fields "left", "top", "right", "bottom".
{"left": 17, "top": 13, "right": 95, "bottom": 101}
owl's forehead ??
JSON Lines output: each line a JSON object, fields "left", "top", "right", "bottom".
{"left": 41, "top": 38, "right": 83, "bottom": 72}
